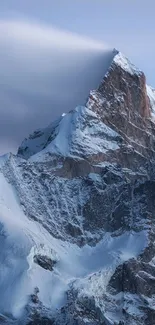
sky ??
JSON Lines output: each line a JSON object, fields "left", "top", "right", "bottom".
{"left": 0, "top": 0, "right": 155, "bottom": 154}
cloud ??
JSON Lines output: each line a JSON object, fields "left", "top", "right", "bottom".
{"left": 0, "top": 19, "right": 114, "bottom": 154}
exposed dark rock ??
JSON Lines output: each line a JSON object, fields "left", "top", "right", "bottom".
{"left": 33, "top": 255, "right": 56, "bottom": 271}
{"left": 27, "top": 317, "right": 54, "bottom": 325}
{"left": 30, "top": 287, "right": 40, "bottom": 304}
{"left": 86, "top": 51, "right": 155, "bottom": 164}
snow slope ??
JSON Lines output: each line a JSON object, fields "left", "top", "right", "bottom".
{"left": 113, "top": 51, "right": 142, "bottom": 76}
{"left": 18, "top": 106, "right": 121, "bottom": 162}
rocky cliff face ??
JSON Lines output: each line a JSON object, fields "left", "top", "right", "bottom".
{"left": 87, "top": 51, "right": 155, "bottom": 162}
{"left": 0, "top": 50, "right": 155, "bottom": 325}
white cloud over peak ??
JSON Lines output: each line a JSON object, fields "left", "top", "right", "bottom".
{"left": 0, "top": 19, "right": 114, "bottom": 154}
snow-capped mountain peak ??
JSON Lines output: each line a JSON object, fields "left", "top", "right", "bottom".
{"left": 18, "top": 49, "right": 148, "bottom": 163}
{"left": 112, "top": 49, "right": 142, "bottom": 76}
{"left": 1, "top": 49, "right": 155, "bottom": 325}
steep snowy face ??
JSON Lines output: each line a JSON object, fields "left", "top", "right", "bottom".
{"left": 1, "top": 50, "right": 155, "bottom": 325}
{"left": 113, "top": 51, "right": 142, "bottom": 76}
{"left": 147, "top": 84, "right": 155, "bottom": 117}
{"left": 18, "top": 106, "right": 122, "bottom": 162}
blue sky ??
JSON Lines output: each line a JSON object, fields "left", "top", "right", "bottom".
{"left": 0, "top": 1, "right": 155, "bottom": 154}
{"left": 1, "top": 0, "right": 155, "bottom": 82}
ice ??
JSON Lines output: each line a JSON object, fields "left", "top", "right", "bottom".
{"left": 88, "top": 173, "right": 102, "bottom": 182}
{"left": 94, "top": 161, "right": 115, "bottom": 168}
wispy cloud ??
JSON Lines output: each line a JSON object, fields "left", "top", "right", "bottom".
{"left": 0, "top": 19, "right": 113, "bottom": 154}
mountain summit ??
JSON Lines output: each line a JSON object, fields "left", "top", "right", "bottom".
{"left": 18, "top": 50, "right": 155, "bottom": 164}
{"left": 0, "top": 50, "right": 155, "bottom": 325}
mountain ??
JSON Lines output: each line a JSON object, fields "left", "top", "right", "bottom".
{"left": 0, "top": 49, "right": 155, "bottom": 325}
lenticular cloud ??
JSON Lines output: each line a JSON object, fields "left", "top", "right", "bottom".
{"left": 0, "top": 19, "right": 114, "bottom": 154}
